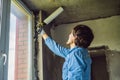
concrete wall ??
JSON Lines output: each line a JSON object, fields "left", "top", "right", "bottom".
{"left": 51, "top": 15, "right": 120, "bottom": 51}
{"left": 38, "top": 25, "right": 58, "bottom": 80}
{"left": 40, "top": 15, "right": 120, "bottom": 80}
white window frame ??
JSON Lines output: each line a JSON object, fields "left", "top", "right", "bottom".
{"left": 0, "top": 0, "right": 34, "bottom": 80}
{"left": 10, "top": 0, "right": 34, "bottom": 80}
{"left": 0, "top": 0, "right": 11, "bottom": 79}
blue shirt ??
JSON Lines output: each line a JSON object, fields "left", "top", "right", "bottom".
{"left": 45, "top": 37, "right": 92, "bottom": 80}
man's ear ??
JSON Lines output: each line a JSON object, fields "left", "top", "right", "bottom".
{"left": 74, "top": 35, "right": 77, "bottom": 39}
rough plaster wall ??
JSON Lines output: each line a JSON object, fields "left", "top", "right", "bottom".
{"left": 106, "top": 50, "right": 120, "bottom": 80}
{"left": 51, "top": 15, "right": 120, "bottom": 51}
{"left": 22, "top": 0, "right": 120, "bottom": 24}
{"left": 38, "top": 15, "right": 120, "bottom": 80}
{"left": 49, "top": 15, "right": 120, "bottom": 80}
{"left": 38, "top": 25, "right": 61, "bottom": 80}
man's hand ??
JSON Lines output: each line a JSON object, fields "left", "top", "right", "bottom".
{"left": 37, "top": 27, "right": 43, "bottom": 34}
{"left": 36, "top": 21, "right": 44, "bottom": 34}
{"left": 36, "top": 22, "right": 48, "bottom": 39}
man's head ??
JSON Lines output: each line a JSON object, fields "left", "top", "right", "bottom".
{"left": 66, "top": 24, "right": 94, "bottom": 48}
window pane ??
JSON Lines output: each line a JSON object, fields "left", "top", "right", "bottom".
{"left": 0, "top": 0, "right": 3, "bottom": 79}
{"left": 8, "top": 2, "right": 30, "bottom": 80}
{"left": 0, "top": 0, "right": 2, "bottom": 38}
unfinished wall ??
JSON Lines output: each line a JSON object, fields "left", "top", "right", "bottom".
{"left": 37, "top": 25, "right": 57, "bottom": 80}
{"left": 22, "top": 0, "right": 120, "bottom": 25}
{"left": 49, "top": 15, "right": 120, "bottom": 80}
{"left": 106, "top": 50, "right": 120, "bottom": 80}
{"left": 51, "top": 15, "right": 120, "bottom": 51}
{"left": 38, "top": 15, "right": 120, "bottom": 80}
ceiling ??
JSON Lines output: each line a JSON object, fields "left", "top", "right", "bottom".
{"left": 21, "top": 0, "right": 120, "bottom": 25}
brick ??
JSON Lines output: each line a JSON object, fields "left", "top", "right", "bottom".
{"left": 18, "top": 59, "right": 28, "bottom": 64}
{"left": 15, "top": 18, "right": 29, "bottom": 80}
{"left": 18, "top": 33, "right": 24, "bottom": 37}
{"left": 17, "top": 68, "right": 27, "bottom": 73}
{"left": 17, "top": 50, "right": 24, "bottom": 54}
{"left": 19, "top": 45, "right": 27, "bottom": 50}
{"left": 17, "top": 73, "right": 27, "bottom": 78}
{"left": 23, "top": 32, "right": 28, "bottom": 37}
{"left": 17, "top": 42, "right": 24, "bottom": 46}
{"left": 23, "top": 41, "right": 28, "bottom": 45}
{"left": 18, "top": 79, "right": 27, "bottom": 80}
{"left": 18, "top": 63, "right": 28, "bottom": 69}
{"left": 18, "top": 53, "right": 28, "bottom": 59}
{"left": 23, "top": 50, "right": 28, "bottom": 54}
{"left": 18, "top": 37, "right": 28, "bottom": 42}
{"left": 19, "top": 28, "right": 27, "bottom": 33}
{"left": 18, "top": 55, "right": 26, "bottom": 59}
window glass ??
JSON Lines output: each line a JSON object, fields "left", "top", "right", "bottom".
{"left": 8, "top": 2, "right": 31, "bottom": 80}
{"left": 0, "top": 0, "right": 2, "bottom": 38}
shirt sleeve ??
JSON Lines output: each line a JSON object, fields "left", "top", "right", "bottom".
{"left": 68, "top": 50, "right": 86, "bottom": 80}
{"left": 44, "top": 37, "right": 69, "bottom": 58}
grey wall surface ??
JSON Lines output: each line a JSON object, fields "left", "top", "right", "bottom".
{"left": 48, "top": 15, "right": 120, "bottom": 80}
{"left": 39, "top": 15, "right": 120, "bottom": 80}
{"left": 106, "top": 50, "right": 120, "bottom": 80}
{"left": 51, "top": 15, "right": 120, "bottom": 51}
{"left": 22, "top": 0, "right": 120, "bottom": 25}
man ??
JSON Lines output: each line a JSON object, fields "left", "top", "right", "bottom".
{"left": 38, "top": 24, "right": 94, "bottom": 80}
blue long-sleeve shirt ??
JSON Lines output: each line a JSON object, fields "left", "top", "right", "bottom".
{"left": 45, "top": 37, "right": 92, "bottom": 80}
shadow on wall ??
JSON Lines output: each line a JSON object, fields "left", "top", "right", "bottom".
{"left": 89, "top": 45, "right": 120, "bottom": 80}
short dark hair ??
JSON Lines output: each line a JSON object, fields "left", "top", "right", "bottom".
{"left": 73, "top": 24, "right": 94, "bottom": 48}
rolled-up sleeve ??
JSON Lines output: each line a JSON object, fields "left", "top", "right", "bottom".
{"left": 45, "top": 37, "right": 69, "bottom": 58}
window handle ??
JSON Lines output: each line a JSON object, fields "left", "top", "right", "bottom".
{"left": 2, "top": 54, "right": 7, "bottom": 65}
